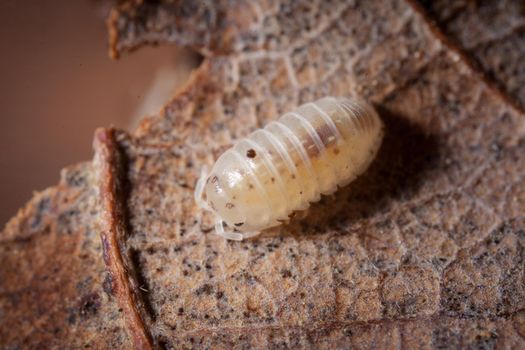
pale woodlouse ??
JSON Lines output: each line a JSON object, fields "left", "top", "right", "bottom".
{"left": 195, "top": 97, "right": 384, "bottom": 240}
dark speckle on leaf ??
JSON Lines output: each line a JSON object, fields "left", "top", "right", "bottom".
{"left": 79, "top": 292, "right": 100, "bottom": 319}
{"left": 195, "top": 283, "right": 214, "bottom": 296}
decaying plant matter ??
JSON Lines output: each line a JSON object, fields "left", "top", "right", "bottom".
{"left": 1, "top": 0, "right": 525, "bottom": 348}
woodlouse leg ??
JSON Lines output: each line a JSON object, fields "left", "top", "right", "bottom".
{"left": 194, "top": 166, "right": 210, "bottom": 210}
{"left": 214, "top": 218, "right": 244, "bottom": 241}
{"left": 239, "top": 231, "right": 260, "bottom": 239}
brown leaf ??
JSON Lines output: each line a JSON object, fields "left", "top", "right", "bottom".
{"left": 102, "top": 0, "right": 525, "bottom": 348}
{"left": 0, "top": 163, "right": 132, "bottom": 348}
{"left": 419, "top": 0, "right": 525, "bottom": 109}
{"left": 2, "top": 0, "right": 525, "bottom": 348}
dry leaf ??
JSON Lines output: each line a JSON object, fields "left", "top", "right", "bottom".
{"left": 2, "top": 0, "right": 525, "bottom": 348}
{"left": 0, "top": 164, "right": 132, "bottom": 348}
{"left": 420, "top": 0, "right": 525, "bottom": 108}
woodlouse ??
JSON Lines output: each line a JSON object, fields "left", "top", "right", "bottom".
{"left": 195, "top": 97, "right": 384, "bottom": 240}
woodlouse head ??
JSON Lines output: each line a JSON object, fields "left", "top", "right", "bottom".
{"left": 203, "top": 172, "right": 246, "bottom": 230}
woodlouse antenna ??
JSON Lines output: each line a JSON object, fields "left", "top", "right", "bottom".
{"left": 214, "top": 219, "right": 244, "bottom": 241}
{"left": 194, "top": 166, "right": 210, "bottom": 211}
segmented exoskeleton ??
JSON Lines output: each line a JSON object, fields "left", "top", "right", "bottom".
{"left": 195, "top": 97, "right": 384, "bottom": 240}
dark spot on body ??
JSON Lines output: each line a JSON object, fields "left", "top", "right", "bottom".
{"left": 333, "top": 148, "right": 340, "bottom": 155}
{"left": 246, "top": 149, "right": 256, "bottom": 158}
{"left": 248, "top": 183, "right": 254, "bottom": 189}
{"left": 178, "top": 307, "right": 184, "bottom": 315}
{"left": 291, "top": 174, "right": 296, "bottom": 179}
{"left": 226, "top": 202, "right": 235, "bottom": 209}
{"left": 234, "top": 222, "right": 244, "bottom": 227}
{"left": 271, "top": 177, "right": 275, "bottom": 183}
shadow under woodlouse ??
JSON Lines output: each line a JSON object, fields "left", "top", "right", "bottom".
{"left": 277, "top": 106, "right": 441, "bottom": 239}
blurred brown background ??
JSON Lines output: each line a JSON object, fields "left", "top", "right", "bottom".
{"left": 0, "top": 1, "right": 200, "bottom": 226}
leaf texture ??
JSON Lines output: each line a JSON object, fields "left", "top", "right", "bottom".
{"left": 0, "top": 164, "right": 132, "bottom": 348}
{"left": 2, "top": 0, "right": 525, "bottom": 348}
{"left": 419, "top": 0, "right": 525, "bottom": 109}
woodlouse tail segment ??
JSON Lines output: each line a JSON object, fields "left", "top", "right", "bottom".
{"left": 337, "top": 98, "right": 371, "bottom": 132}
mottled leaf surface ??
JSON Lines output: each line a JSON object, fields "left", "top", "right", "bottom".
{"left": 103, "top": 0, "right": 525, "bottom": 348}
{"left": 2, "top": 0, "right": 525, "bottom": 348}
{"left": 0, "top": 164, "right": 132, "bottom": 348}
{"left": 420, "top": 0, "right": 525, "bottom": 108}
